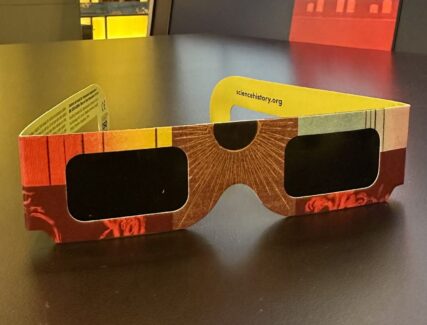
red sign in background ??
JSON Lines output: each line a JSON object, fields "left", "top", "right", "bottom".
{"left": 290, "top": 0, "right": 401, "bottom": 50}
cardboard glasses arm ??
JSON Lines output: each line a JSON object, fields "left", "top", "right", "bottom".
{"left": 209, "top": 76, "right": 406, "bottom": 123}
{"left": 20, "top": 84, "right": 109, "bottom": 136}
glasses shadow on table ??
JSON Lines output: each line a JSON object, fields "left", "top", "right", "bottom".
{"left": 31, "top": 227, "right": 217, "bottom": 272}
{"left": 29, "top": 202, "right": 406, "bottom": 324}
{"left": 228, "top": 202, "right": 408, "bottom": 321}
{"left": 243, "top": 201, "right": 407, "bottom": 280}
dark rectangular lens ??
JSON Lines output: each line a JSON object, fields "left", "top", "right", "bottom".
{"left": 285, "top": 129, "right": 380, "bottom": 197}
{"left": 66, "top": 147, "right": 188, "bottom": 221}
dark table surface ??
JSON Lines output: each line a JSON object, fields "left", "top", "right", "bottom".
{"left": 1, "top": 34, "right": 427, "bottom": 325}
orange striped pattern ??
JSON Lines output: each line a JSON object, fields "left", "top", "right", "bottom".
{"left": 48, "top": 136, "right": 66, "bottom": 185}
{"left": 19, "top": 128, "right": 172, "bottom": 187}
{"left": 83, "top": 132, "right": 103, "bottom": 154}
{"left": 19, "top": 137, "right": 50, "bottom": 186}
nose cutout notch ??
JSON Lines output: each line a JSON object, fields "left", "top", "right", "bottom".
{"left": 213, "top": 120, "right": 258, "bottom": 150}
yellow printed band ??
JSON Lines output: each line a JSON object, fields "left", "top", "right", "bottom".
{"left": 157, "top": 127, "right": 173, "bottom": 148}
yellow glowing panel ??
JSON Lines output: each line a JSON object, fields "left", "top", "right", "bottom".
{"left": 92, "top": 17, "right": 106, "bottom": 40}
{"left": 80, "top": 17, "right": 91, "bottom": 26}
{"left": 106, "top": 16, "right": 148, "bottom": 39}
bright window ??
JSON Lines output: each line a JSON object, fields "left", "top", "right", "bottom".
{"left": 107, "top": 16, "right": 148, "bottom": 39}
{"left": 80, "top": 1, "right": 151, "bottom": 40}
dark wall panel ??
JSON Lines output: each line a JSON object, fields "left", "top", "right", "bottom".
{"left": 170, "top": 0, "right": 294, "bottom": 40}
{"left": 0, "top": 0, "right": 81, "bottom": 44}
{"left": 395, "top": 0, "right": 427, "bottom": 54}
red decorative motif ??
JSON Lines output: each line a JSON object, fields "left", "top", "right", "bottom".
{"left": 23, "top": 190, "right": 62, "bottom": 243}
{"left": 19, "top": 126, "right": 405, "bottom": 243}
{"left": 304, "top": 185, "right": 389, "bottom": 213}
{"left": 100, "top": 217, "right": 146, "bottom": 239}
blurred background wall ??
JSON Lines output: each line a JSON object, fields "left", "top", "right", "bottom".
{"left": 169, "top": 0, "right": 294, "bottom": 41}
{"left": 169, "top": 0, "right": 427, "bottom": 55}
{"left": 0, "top": 0, "right": 426, "bottom": 55}
{"left": 0, "top": 0, "right": 81, "bottom": 44}
{"left": 394, "top": 0, "right": 427, "bottom": 54}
